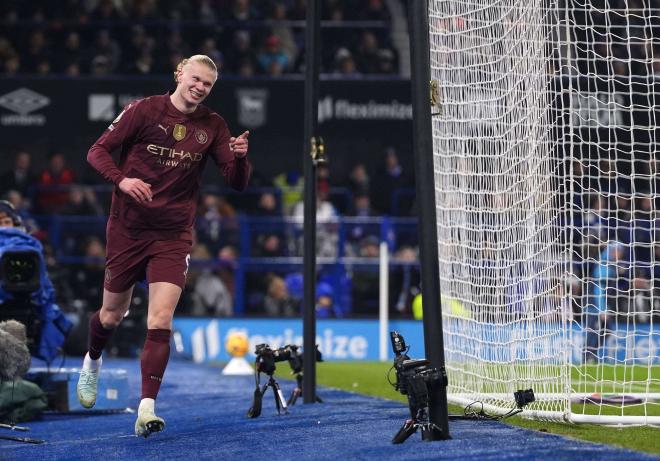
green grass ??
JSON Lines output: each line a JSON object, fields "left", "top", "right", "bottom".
{"left": 274, "top": 362, "right": 660, "bottom": 455}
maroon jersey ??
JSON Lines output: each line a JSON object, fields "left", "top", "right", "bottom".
{"left": 88, "top": 93, "right": 251, "bottom": 241}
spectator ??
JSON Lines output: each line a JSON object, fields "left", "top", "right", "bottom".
{"left": 227, "top": 0, "right": 261, "bottom": 21}
{"left": 389, "top": 246, "right": 420, "bottom": 317}
{"left": 55, "top": 31, "right": 84, "bottom": 73}
{"left": 123, "top": 26, "right": 156, "bottom": 73}
{"left": 217, "top": 245, "right": 239, "bottom": 302}
{"left": 273, "top": 170, "right": 304, "bottom": 215}
{"left": 333, "top": 48, "right": 360, "bottom": 77}
{"left": 345, "top": 162, "right": 370, "bottom": 197}
{"left": 252, "top": 191, "right": 286, "bottom": 257}
{"left": 197, "top": 193, "right": 239, "bottom": 254}
{"left": 370, "top": 147, "right": 411, "bottom": 215}
{"left": 60, "top": 186, "right": 104, "bottom": 216}
{"left": 3, "top": 54, "right": 20, "bottom": 74}
{"left": 0, "top": 151, "right": 36, "bottom": 199}
{"left": 199, "top": 37, "right": 224, "bottom": 71}
{"left": 257, "top": 35, "right": 289, "bottom": 75}
{"left": 68, "top": 236, "right": 107, "bottom": 311}
{"left": 354, "top": 31, "right": 380, "bottom": 74}
{"left": 128, "top": 0, "right": 158, "bottom": 20}
{"left": 350, "top": 235, "right": 381, "bottom": 315}
{"left": 3, "top": 190, "right": 39, "bottom": 235}
{"left": 87, "top": 30, "right": 121, "bottom": 74}
{"left": 22, "top": 30, "right": 51, "bottom": 73}
{"left": 345, "top": 193, "right": 378, "bottom": 256}
{"left": 225, "top": 30, "right": 258, "bottom": 75}
{"left": 315, "top": 282, "right": 337, "bottom": 318}
{"left": 376, "top": 48, "right": 397, "bottom": 74}
{"left": 266, "top": 2, "right": 298, "bottom": 65}
{"left": 359, "top": 0, "right": 391, "bottom": 21}
{"left": 188, "top": 243, "right": 233, "bottom": 317}
{"left": 91, "top": 0, "right": 125, "bottom": 20}
{"left": 292, "top": 182, "right": 339, "bottom": 257}
{"left": 36, "top": 151, "right": 76, "bottom": 213}
{"left": 584, "top": 242, "right": 626, "bottom": 362}
{"left": 263, "top": 274, "right": 297, "bottom": 317}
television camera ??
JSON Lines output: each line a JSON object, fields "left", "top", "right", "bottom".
{"left": 389, "top": 331, "right": 448, "bottom": 444}
{"left": 247, "top": 343, "right": 322, "bottom": 418}
{"left": 0, "top": 220, "right": 71, "bottom": 363}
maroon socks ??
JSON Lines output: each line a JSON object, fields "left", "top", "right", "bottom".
{"left": 88, "top": 310, "right": 115, "bottom": 360}
{"left": 140, "top": 329, "right": 171, "bottom": 400}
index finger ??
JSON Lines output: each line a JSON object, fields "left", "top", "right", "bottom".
{"left": 237, "top": 130, "right": 250, "bottom": 139}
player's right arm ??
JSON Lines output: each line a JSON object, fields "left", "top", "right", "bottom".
{"left": 87, "top": 101, "right": 152, "bottom": 202}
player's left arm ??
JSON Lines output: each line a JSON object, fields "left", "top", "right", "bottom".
{"left": 210, "top": 121, "right": 252, "bottom": 191}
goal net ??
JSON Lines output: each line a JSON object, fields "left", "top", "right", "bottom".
{"left": 429, "top": 0, "right": 659, "bottom": 424}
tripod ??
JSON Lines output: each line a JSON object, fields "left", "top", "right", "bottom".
{"left": 247, "top": 372, "right": 288, "bottom": 418}
{"left": 287, "top": 373, "right": 323, "bottom": 406}
{"left": 392, "top": 407, "right": 443, "bottom": 444}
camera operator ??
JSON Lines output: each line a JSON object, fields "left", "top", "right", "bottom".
{"left": 0, "top": 201, "right": 72, "bottom": 364}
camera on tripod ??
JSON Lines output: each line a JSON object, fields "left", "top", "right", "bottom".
{"left": 254, "top": 343, "right": 293, "bottom": 375}
{"left": 248, "top": 343, "right": 323, "bottom": 418}
{"left": 389, "top": 331, "right": 448, "bottom": 444}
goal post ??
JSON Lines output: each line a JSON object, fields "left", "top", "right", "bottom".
{"left": 428, "top": 0, "right": 660, "bottom": 425}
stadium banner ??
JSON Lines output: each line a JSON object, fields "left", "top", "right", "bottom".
{"left": 1, "top": 76, "right": 655, "bottom": 177}
{"left": 172, "top": 317, "right": 659, "bottom": 364}
{"left": 0, "top": 77, "right": 414, "bottom": 177}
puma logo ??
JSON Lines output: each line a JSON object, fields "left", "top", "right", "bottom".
{"left": 158, "top": 124, "right": 169, "bottom": 135}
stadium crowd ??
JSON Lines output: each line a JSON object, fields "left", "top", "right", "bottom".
{"left": 0, "top": 0, "right": 400, "bottom": 77}
{"left": 0, "top": 146, "right": 419, "bottom": 324}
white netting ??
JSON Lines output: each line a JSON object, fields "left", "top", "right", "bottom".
{"left": 429, "top": 0, "right": 659, "bottom": 424}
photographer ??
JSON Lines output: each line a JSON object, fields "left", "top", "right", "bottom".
{"left": 0, "top": 201, "right": 72, "bottom": 364}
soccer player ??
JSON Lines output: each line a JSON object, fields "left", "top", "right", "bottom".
{"left": 76, "top": 54, "right": 252, "bottom": 437}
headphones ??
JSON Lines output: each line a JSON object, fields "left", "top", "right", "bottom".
{"left": 0, "top": 200, "right": 25, "bottom": 230}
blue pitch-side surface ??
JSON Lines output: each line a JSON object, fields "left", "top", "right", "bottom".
{"left": 1, "top": 359, "right": 657, "bottom": 461}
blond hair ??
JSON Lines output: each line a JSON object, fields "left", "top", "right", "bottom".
{"left": 173, "top": 54, "right": 218, "bottom": 82}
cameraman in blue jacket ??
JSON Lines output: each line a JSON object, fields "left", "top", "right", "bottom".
{"left": 0, "top": 200, "right": 71, "bottom": 364}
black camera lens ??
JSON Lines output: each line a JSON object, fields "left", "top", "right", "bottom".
{"left": 1, "top": 250, "right": 41, "bottom": 293}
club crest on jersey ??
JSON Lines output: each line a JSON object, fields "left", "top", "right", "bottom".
{"left": 194, "top": 129, "right": 208, "bottom": 144}
{"left": 173, "top": 124, "right": 186, "bottom": 141}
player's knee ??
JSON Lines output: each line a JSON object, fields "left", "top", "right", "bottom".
{"left": 147, "top": 313, "right": 173, "bottom": 330}
{"left": 99, "top": 308, "right": 126, "bottom": 328}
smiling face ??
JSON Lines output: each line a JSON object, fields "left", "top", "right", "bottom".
{"left": 172, "top": 58, "right": 218, "bottom": 112}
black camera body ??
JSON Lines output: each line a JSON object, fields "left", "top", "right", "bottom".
{"left": 390, "top": 331, "right": 447, "bottom": 397}
{"left": 254, "top": 344, "right": 297, "bottom": 375}
{"left": 254, "top": 343, "right": 323, "bottom": 376}
{"left": 389, "top": 331, "right": 447, "bottom": 443}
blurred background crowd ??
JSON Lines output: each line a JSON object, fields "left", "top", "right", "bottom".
{"left": 0, "top": 0, "right": 401, "bottom": 78}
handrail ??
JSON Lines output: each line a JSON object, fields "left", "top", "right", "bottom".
{"left": 34, "top": 213, "right": 419, "bottom": 315}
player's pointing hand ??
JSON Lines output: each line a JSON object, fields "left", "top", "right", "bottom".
{"left": 229, "top": 130, "right": 250, "bottom": 157}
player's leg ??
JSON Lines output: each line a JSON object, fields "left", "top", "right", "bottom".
{"left": 135, "top": 240, "right": 189, "bottom": 437}
{"left": 135, "top": 282, "right": 182, "bottom": 437}
{"left": 78, "top": 287, "right": 134, "bottom": 408}
{"left": 78, "top": 226, "right": 149, "bottom": 409}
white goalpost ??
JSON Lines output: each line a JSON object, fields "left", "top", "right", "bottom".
{"left": 429, "top": 0, "right": 659, "bottom": 425}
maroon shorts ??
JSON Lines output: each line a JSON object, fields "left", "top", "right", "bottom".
{"left": 104, "top": 227, "right": 192, "bottom": 293}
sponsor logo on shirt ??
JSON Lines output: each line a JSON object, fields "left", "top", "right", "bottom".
{"left": 147, "top": 144, "right": 203, "bottom": 169}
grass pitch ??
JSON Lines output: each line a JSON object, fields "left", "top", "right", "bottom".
{"left": 274, "top": 362, "right": 660, "bottom": 455}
